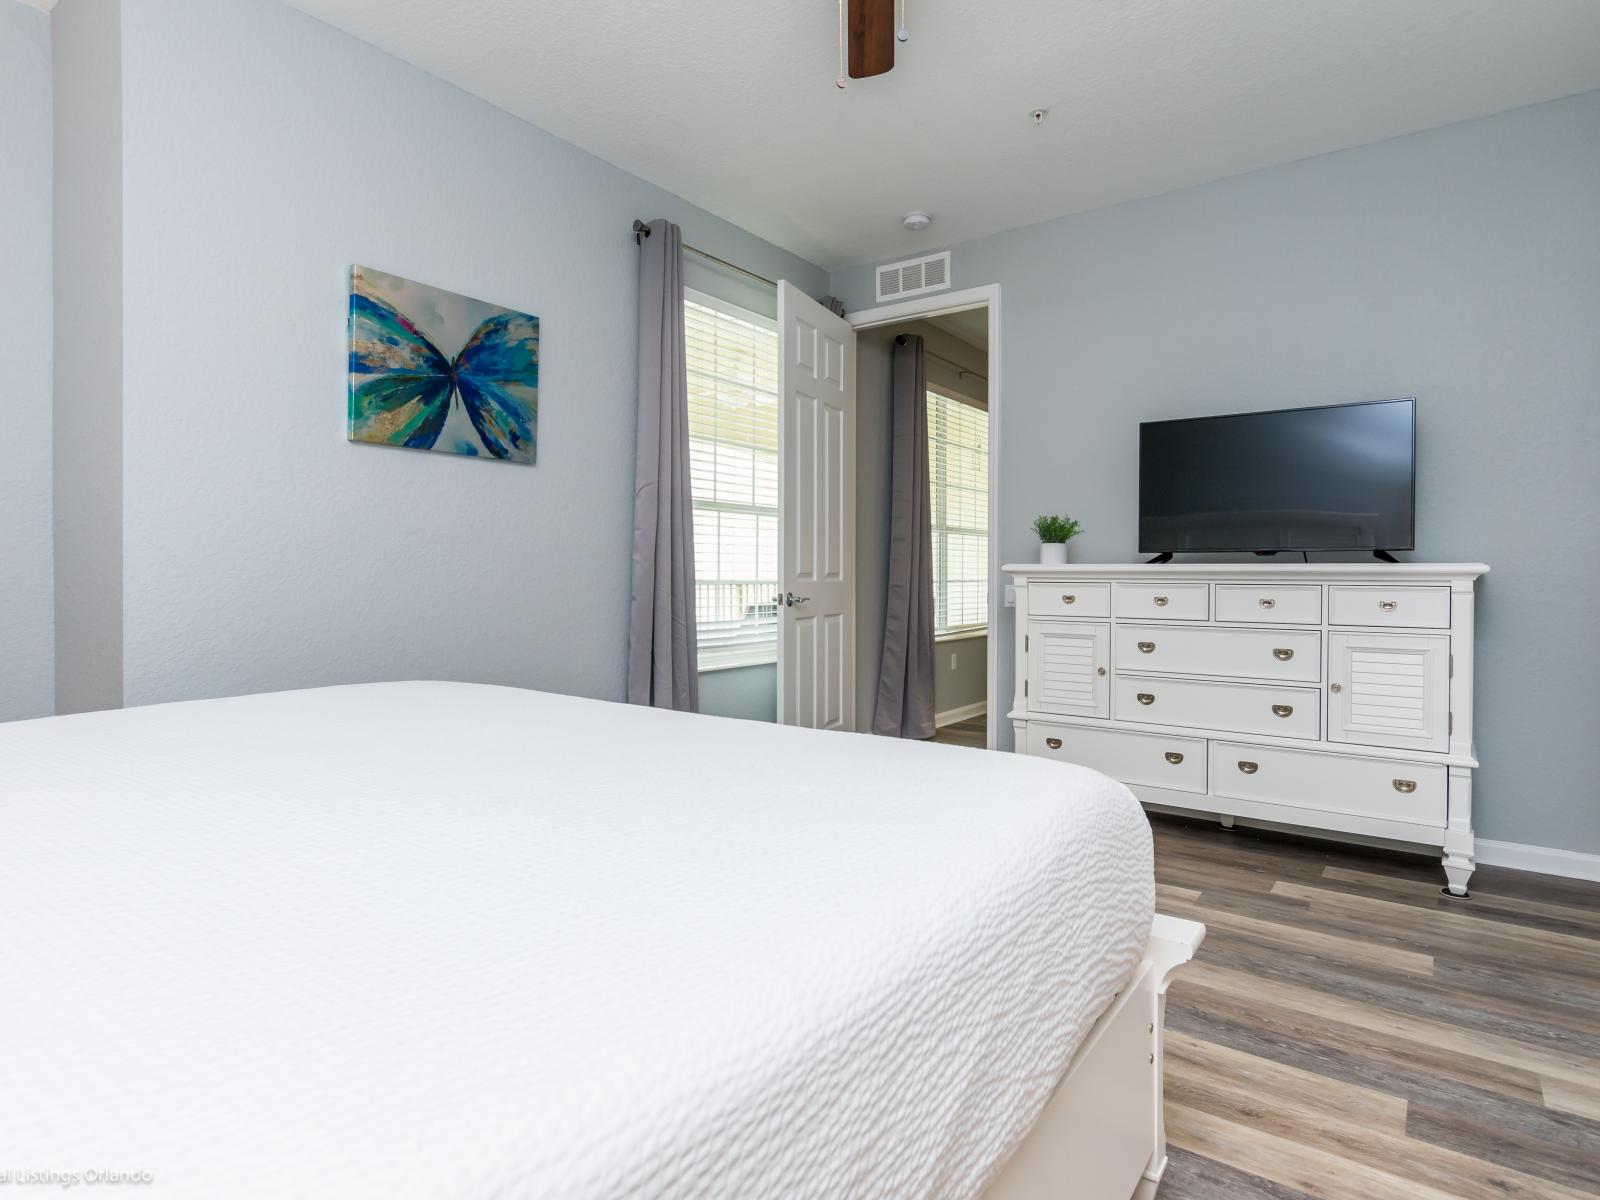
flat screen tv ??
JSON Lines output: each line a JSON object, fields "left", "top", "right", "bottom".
{"left": 1139, "top": 398, "right": 1415, "bottom": 556}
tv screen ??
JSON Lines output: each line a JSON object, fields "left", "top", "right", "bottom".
{"left": 1139, "top": 399, "right": 1415, "bottom": 554}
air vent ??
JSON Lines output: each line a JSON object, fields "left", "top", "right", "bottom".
{"left": 875, "top": 251, "right": 952, "bottom": 303}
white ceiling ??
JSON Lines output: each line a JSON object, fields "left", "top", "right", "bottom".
{"left": 289, "top": 2, "right": 1600, "bottom": 268}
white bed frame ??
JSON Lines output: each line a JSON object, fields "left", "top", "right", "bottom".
{"left": 984, "top": 914, "right": 1205, "bottom": 1200}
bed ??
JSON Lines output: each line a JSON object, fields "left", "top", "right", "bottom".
{"left": 1, "top": 682, "right": 1200, "bottom": 1199}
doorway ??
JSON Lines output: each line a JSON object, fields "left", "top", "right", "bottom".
{"left": 848, "top": 287, "right": 1001, "bottom": 750}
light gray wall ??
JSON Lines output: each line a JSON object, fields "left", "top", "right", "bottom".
{"left": 51, "top": 0, "right": 124, "bottom": 715}
{"left": 113, "top": 0, "right": 825, "bottom": 709}
{"left": 699, "top": 664, "right": 776, "bottom": 723}
{"left": 832, "top": 91, "right": 1600, "bottom": 854}
{"left": 0, "top": 0, "right": 55, "bottom": 721}
{"left": 934, "top": 635, "right": 986, "bottom": 720}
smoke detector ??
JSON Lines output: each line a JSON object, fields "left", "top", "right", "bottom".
{"left": 902, "top": 211, "right": 932, "bottom": 232}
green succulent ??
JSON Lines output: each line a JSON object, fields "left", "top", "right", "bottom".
{"left": 1031, "top": 514, "right": 1083, "bottom": 544}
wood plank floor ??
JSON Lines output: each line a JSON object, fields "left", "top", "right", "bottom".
{"left": 931, "top": 716, "right": 987, "bottom": 748}
{"left": 1151, "top": 813, "right": 1600, "bottom": 1199}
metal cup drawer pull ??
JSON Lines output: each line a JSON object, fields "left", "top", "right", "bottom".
{"left": 1153, "top": 595, "right": 1170, "bottom": 606}
{"left": 1164, "top": 751, "right": 1184, "bottom": 765}
{"left": 1379, "top": 600, "right": 1399, "bottom": 612}
{"left": 1237, "top": 760, "right": 1259, "bottom": 775}
{"left": 1259, "top": 597, "right": 1276, "bottom": 609}
{"left": 1273, "top": 648, "right": 1294, "bottom": 661}
{"left": 1136, "top": 693, "right": 1155, "bottom": 705}
{"left": 1393, "top": 778, "right": 1417, "bottom": 794}
{"left": 1061, "top": 594, "right": 1076, "bottom": 604}
{"left": 1045, "top": 737, "right": 1063, "bottom": 750}
{"left": 1271, "top": 704, "right": 1294, "bottom": 718}
{"left": 1137, "top": 641, "right": 1156, "bottom": 654}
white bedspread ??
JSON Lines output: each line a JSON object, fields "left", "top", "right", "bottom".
{"left": 1, "top": 683, "right": 1152, "bottom": 1199}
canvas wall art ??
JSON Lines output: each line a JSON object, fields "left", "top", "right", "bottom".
{"left": 348, "top": 265, "right": 538, "bottom": 464}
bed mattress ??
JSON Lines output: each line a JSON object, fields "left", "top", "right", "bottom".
{"left": 1, "top": 682, "right": 1153, "bottom": 1199}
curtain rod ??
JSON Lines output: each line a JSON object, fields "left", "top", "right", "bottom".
{"left": 632, "top": 219, "right": 777, "bottom": 289}
{"left": 925, "top": 348, "right": 988, "bottom": 382}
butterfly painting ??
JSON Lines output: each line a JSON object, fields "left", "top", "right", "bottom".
{"left": 348, "top": 265, "right": 538, "bottom": 464}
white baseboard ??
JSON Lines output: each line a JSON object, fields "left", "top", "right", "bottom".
{"left": 1476, "top": 839, "right": 1600, "bottom": 883}
{"left": 1143, "top": 804, "right": 1600, "bottom": 884}
{"left": 935, "top": 701, "right": 987, "bottom": 728}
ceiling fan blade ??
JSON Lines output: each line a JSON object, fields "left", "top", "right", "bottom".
{"left": 847, "top": 0, "right": 895, "bottom": 79}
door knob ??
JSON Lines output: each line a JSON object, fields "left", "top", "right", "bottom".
{"left": 785, "top": 591, "right": 811, "bottom": 607}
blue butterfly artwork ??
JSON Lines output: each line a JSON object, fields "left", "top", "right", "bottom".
{"left": 348, "top": 265, "right": 538, "bottom": 464}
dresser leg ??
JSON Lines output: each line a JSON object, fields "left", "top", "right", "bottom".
{"left": 1218, "top": 814, "right": 1237, "bottom": 831}
{"left": 1441, "top": 767, "right": 1474, "bottom": 898}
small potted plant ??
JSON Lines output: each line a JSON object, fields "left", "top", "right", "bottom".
{"left": 1031, "top": 514, "right": 1083, "bottom": 565}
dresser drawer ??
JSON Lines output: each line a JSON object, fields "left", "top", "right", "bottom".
{"left": 1215, "top": 584, "right": 1322, "bottom": 625}
{"left": 1115, "top": 675, "right": 1320, "bottom": 739}
{"left": 1027, "top": 722, "right": 1207, "bottom": 794}
{"left": 1115, "top": 624, "right": 1321, "bottom": 682}
{"left": 1328, "top": 585, "right": 1449, "bottom": 629}
{"left": 1033, "top": 582, "right": 1111, "bottom": 618}
{"left": 1114, "top": 582, "right": 1209, "bottom": 621}
{"left": 1212, "top": 742, "right": 1446, "bottom": 827}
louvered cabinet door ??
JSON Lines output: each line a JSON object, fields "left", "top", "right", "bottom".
{"left": 1328, "top": 632, "right": 1449, "bottom": 753}
{"left": 1027, "top": 621, "right": 1110, "bottom": 718}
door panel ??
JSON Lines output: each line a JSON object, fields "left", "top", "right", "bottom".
{"left": 777, "top": 283, "right": 855, "bottom": 731}
{"left": 1328, "top": 631, "right": 1449, "bottom": 753}
{"left": 1027, "top": 621, "right": 1109, "bottom": 717}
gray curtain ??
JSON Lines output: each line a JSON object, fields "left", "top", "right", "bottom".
{"left": 873, "top": 334, "right": 936, "bottom": 738}
{"left": 627, "top": 219, "right": 699, "bottom": 711}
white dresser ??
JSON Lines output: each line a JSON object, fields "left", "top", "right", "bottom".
{"left": 1004, "top": 563, "right": 1489, "bottom": 894}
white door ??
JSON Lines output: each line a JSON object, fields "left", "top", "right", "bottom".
{"left": 776, "top": 282, "right": 855, "bottom": 730}
{"left": 1027, "top": 621, "right": 1110, "bottom": 718}
{"left": 1327, "top": 631, "right": 1450, "bottom": 753}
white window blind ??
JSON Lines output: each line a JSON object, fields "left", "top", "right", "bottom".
{"left": 927, "top": 390, "right": 990, "bottom": 637}
{"left": 686, "top": 290, "right": 780, "bottom": 670}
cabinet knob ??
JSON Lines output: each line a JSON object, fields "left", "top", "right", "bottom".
{"left": 1272, "top": 704, "right": 1294, "bottom": 718}
{"left": 1330, "top": 682, "right": 1342, "bottom": 694}
{"left": 1153, "top": 595, "right": 1169, "bottom": 607}
{"left": 1164, "top": 751, "right": 1184, "bottom": 765}
{"left": 1393, "top": 778, "right": 1417, "bottom": 794}
{"left": 1237, "top": 760, "right": 1259, "bottom": 775}
{"left": 1045, "top": 737, "right": 1062, "bottom": 750}
{"left": 1136, "top": 692, "right": 1155, "bottom": 705}
{"left": 1137, "top": 641, "right": 1155, "bottom": 654}
{"left": 1379, "top": 600, "right": 1398, "bottom": 612}
{"left": 1273, "top": 648, "right": 1294, "bottom": 661}
{"left": 1259, "top": 597, "right": 1276, "bottom": 609}
{"left": 1096, "top": 666, "right": 1107, "bottom": 676}
{"left": 1061, "top": 594, "right": 1075, "bottom": 604}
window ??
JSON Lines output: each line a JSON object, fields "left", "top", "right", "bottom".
{"left": 686, "top": 291, "right": 780, "bottom": 670}
{"left": 927, "top": 390, "right": 989, "bottom": 637}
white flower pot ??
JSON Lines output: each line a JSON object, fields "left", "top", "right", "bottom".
{"left": 1040, "top": 542, "right": 1069, "bottom": 565}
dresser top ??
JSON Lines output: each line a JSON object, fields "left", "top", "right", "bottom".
{"left": 1003, "top": 562, "right": 1489, "bottom": 581}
